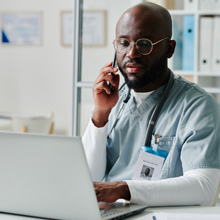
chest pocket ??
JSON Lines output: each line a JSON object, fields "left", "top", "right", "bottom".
{"left": 151, "top": 135, "right": 175, "bottom": 154}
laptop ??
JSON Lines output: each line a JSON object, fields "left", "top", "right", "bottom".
{"left": 0, "top": 132, "right": 148, "bottom": 220}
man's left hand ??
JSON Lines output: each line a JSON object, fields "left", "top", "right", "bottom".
{"left": 93, "top": 181, "right": 131, "bottom": 203}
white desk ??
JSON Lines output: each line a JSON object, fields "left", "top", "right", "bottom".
{"left": 0, "top": 206, "right": 220, "bottom": 220}
{"left": 128, "top": 206, "right": 220, "bottom": 220}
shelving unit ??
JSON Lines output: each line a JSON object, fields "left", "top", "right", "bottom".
{"left": 168, "top": 1, "right": 220, "bottom": 102}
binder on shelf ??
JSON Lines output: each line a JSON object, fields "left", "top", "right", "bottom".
{"left": 182, "top": 15, "right": 195, "bottom": 71}
{"left": 184, "top": 0, "right": 197, "bottom": 10}
{"left": 199, "top": 0, "right": 214, "bottom": 11}
{"left": 199, "top": 17, "right": 213, "bottom": 72}
{"left": 211, "top": 17, "right": 220, "bottom": 72}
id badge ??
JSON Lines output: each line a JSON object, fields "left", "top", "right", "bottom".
{"left": 132, "top": 146, "right": 166, "bottom": 181}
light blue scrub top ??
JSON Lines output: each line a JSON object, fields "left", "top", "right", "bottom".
{"left": 105, "top": 72, "right": 220, "bottom": 182}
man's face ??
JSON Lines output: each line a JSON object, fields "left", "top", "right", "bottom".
{"left": 116, "top": 10, "right": 168, "bottom": 91}
{"left": 118, "top": 52, "right": 167, "bottom": 90}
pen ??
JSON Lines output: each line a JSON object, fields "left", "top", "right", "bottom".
{"left": 152, "top": 216, "right": 157, "bottom": 220}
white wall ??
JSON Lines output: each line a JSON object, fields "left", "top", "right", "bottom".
{"left": 0, "top": 0, "right": 73, "bottom": 135}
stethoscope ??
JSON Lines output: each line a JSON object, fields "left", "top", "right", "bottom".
{"left": 107, "top": 71, "right": 174, "bottom": 148}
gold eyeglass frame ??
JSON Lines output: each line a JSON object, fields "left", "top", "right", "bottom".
{"left": 113, "top": 36, "right": 169, "bottom": 55}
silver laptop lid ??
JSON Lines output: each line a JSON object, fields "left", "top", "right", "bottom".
{"left": 0, "top": 132, "right": 102, "bottom": 220}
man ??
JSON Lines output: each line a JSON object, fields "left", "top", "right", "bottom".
{"left": 82, "top": 2, "right": 220, "bottom": 206}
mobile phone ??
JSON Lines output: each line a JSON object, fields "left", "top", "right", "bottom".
{"left": 109, "top": 52, "right": 117, "bottom": 91}
{"left": 111, "top": 51, "right": 117, "bottom": 71}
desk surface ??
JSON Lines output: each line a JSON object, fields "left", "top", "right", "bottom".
{"left": 129, "top": 206, "right": 220, "bottom": 220}
{"left": 0, "top": 206, "right": 220, "bottom": 220}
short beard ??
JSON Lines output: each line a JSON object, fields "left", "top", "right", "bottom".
{"left": 118, "top": 53, "right": 167, "bottom": 90}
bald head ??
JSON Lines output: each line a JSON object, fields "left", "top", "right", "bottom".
{"left": 116, "top": 2, "right": 172, "bottom": 39}
{"left": 114, "top": 2, "right": 176, "bottom": 92}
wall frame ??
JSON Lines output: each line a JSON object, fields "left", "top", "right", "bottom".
{"left": 61, "top": 10, "right": 106, "bottom": 47}
{"left": 1, "top": 12, "right": 42, "bottom": 45}
{"left": 61, "top": 11, "right": 73, "bottom": 47}
{"left": 82, "top": 10, "right": 106, "bottom": 46}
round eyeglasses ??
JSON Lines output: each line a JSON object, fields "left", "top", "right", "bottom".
{"left": 113, "top": 37, "right": 169, "bottom": 55}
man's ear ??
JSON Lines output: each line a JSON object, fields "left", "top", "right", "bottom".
{"left": 166, "top": 40, "right": 176, "bottom": 58}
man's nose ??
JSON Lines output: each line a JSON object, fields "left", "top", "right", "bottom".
{"left": 126, "top": 43, "right": 142, "bottom": 59}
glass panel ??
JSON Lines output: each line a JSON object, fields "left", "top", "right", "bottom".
{"left": 79, "top": 0, "right": 134, "bottom": 136}
{"left": 81, "top": 0, "right": 131, "bottom": 83}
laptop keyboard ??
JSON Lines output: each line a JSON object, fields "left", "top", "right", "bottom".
{"left": 100, "top": 209, "right": 123, "bottom": 218}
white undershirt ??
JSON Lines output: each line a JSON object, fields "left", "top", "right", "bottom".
{"left": 82, "top": 93, "right": 220, "bottom": 206}
{"left": 132, "top": 90, "right": 153, "bottom": 107}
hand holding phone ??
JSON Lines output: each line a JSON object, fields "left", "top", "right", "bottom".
{"left": 92, "top": 52, "right": 119, "bottom": 127}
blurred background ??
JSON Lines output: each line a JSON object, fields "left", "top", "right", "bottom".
{"left": 0, "top": 0, "right": 220, "bottom": 136}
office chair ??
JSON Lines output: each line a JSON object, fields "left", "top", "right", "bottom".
{"left": 11, "top": 112, "right": 54, "bottom": 134}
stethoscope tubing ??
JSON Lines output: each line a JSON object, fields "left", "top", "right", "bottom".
{"left": 107, "top": 71, "right": 174, "bottom": 147}
{"left": 144, "top": 71, "right": 174, "bottom": 147}
{"left": 107, "top": 85, "right": 130, "bottom": 138}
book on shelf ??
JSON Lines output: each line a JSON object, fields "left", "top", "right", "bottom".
{"left": 199, "top": 17, "right": 213, "bottom": 72}
{"left": 172, "top": 18, "right": 182, "bottom": 70}
{"left": 211, "top": 17, "right": 220, "bottom": 72}
{"left": 200, "top": 0, "right": 220, "bottom": 11}
{"left": 184, "top": 0, "right": 197, "bottom": 10}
